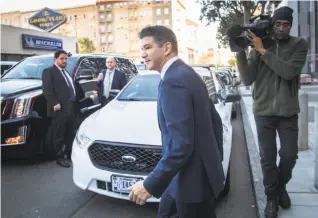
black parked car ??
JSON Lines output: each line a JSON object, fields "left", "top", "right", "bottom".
{"left": 1, "top": 53, "right": 138, "bottom": 158}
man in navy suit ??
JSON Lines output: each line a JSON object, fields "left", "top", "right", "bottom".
{"left": 128, "top": 25, "right": 225, "bottom": 218}
{"left": 97, "top": 57, "right": 127, "bottom": 106}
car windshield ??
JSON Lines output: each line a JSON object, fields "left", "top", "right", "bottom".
{"left": 2, "top": 56, "right": 77, "bottom": 79}
{"left": 117, "top": 74, "right": 160, "bottom": 101}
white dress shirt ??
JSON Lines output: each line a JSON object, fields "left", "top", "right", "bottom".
{"left": 55, "top": 64, "right": 76, "bottom": 97}
{"left": 160, "top": 56, "right": 179, "bottom": 79}
{"left": 103, "top": 69, "right": 115, "bottom": 96}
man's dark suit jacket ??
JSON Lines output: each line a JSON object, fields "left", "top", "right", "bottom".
{"left": 42, "top": 65, "right": 75, "bottom": 117}
{"left": 143, "top": 59, "right": 225, "bottom": 203}
{"left": 98, "top": 69, "right": 127, "bottom": 102}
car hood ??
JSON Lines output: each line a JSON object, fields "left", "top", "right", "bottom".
{"left": 80, "top": 100, "right": 232, "bottom": 147}
{"left": 81, "top": 100, "right": 161, "bottom": 146}
{"left": 0, "top": 79, "right": 42, "bottom": 97}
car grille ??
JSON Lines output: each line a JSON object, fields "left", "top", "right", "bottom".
{"left": 88, "top": 142, "right": 162, "bottom": 174}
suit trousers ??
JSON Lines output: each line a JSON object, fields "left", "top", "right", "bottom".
{"left": 51, "top": 101, "right": 76, "bottom": 159}
{"left": 158, "top": 186, "right": 217, "bottom": 218}
{"left": 254, "top": 115, "right": 298, "bottom": 200}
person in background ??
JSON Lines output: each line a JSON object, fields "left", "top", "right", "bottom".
{"left": 97, "top": 57, "right": 127, "bottom": 106}
{"left": 42, "top": 50, "right": 76, "bottom": 168}
{"left": 236, "top": 6, "right": 308, "bottom": 218}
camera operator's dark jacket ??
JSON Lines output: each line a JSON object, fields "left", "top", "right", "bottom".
{"left": 237, "top": 36, "right": 308, "bottom": 117}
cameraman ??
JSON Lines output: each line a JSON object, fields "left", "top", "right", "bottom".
{"left": 236, "top": 7, "right": 308, "bottom": 218}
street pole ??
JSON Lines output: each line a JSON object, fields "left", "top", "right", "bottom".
{"left": 314, "top": 105, "right": 318, "bottom": 189}
{"left": 298, "top": 90, "right": 309, "bottom": 151}
{"left": 243, "top": 2, "right": 251, "bottom": 91}
{"left": 74, "top": 15, "right": 78, "bottom": 38}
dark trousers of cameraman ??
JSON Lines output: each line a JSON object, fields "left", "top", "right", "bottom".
{"left": 254, "top": 114, "right": 298, "bottom": 200}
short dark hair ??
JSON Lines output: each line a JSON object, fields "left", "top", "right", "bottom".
{"left": 138, "top": 25, "right": 178, "bottom": 54}
{"left": 54, "top": 50, "right": 67, "bottom": 59}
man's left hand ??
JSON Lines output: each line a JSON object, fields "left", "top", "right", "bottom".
{"left": 247, "top": 30, "right": 266, "bottom": 55}
{"left": 128, "top": 181, "right": 151, "bottom": 205}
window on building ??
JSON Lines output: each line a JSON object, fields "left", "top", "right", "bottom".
{"left": 100, "top": 5, "right": 104, "bottom": 10}
{"left": 101, "top": 36, "right": 106, "bottom": 43}
{"left": 164, "top": 19, "right": 169, "bottom": 25}
{"left": 157, "top": 20, "right": 162, "bottom": 25}
{"left": 164, "top": 8, "right": 169, "bottom": 14}
{"left": 100, "top": 14, "right": 105, "bottom": 19}
{"left": 156, "top": 8, "right": 161, "bottom": 15}
{"left": 108, "top": 34, "right": 113, "bottom": 41}
{"left": 100, "top": 25, "right": 106, "bottom": 32}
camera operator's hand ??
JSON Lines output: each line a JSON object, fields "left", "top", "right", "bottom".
{"left": 248, "top": 31, "right": 266, "bottom": 55}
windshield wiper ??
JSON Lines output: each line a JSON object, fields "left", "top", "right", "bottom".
{"left": 117, "top": 97, "right": 141, "bottom": 101}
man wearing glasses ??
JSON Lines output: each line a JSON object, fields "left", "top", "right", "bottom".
{"left": 236, "top": 6, "right": 308, "bottom": 218}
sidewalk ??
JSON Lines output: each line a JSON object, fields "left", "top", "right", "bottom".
{"left": 238, "top": 86, "right": 318, "bottom": 218}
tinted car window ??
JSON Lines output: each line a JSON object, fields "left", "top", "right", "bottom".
{"left": 117, "top": 74, "right": 160, "bottom": 101}
{"left": 116, "top": 58, "right": 138, "bottom": 81}
{"left": 76, "top": 58, "right": 100, "bottom": 78}
{"left": 2, "top": 56, "right": 77, "bottom": 79}
{"left": 193, "top": 68, "right": 219, "bottom": 104}
{"left": 1, "top": 65, "right": 13, "bottom": 75}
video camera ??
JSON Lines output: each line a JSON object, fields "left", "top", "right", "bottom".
{"left": 226, "top": 14, "right": 272, "bottom": 52}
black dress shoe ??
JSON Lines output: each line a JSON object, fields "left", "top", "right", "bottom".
{"left": 57, "top": 158, "right": 71, "bottom": 168}
{"left": 265, "top": 199, "right": 278, "bottom": 218}
{"left": 279, "top": 188, "right": 291, "bottom": 209}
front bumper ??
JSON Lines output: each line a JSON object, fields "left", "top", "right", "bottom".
{"left": 1, "top": 117, "right": 30, "bottom": 146}
{"left": 1, "top": 114, "right": 43, "bottom": 150}
{"left": 72, "top": 141, "right": 160, "bottom": 203}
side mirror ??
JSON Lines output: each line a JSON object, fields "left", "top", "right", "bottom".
{"left": 225, "top": 93, "right": 241, "bottom": 103}
{"left": 109, "top": 89, "right": 120, "bottom": 98}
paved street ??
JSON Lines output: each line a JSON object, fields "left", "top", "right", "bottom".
{"left": 1, "top": 104, "right": 257, "bottom": 218}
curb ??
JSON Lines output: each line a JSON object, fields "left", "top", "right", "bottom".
{"left": 240, "top": 100, "right": 266, "bottom": 218}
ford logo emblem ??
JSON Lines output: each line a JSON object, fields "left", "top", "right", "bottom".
{"left": 122, "top": 155, "right": 136, "bottom": 163}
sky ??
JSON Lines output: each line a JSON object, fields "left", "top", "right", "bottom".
{"left": 0, "top": 0, "right": 96, "bottom": 12}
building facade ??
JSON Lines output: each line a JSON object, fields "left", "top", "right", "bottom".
{"left": 1, "top": 24, "right": 78, "bottom": 61}
{"left": 1, "top": 0, "right": 200, "bottom": 63}
{"left": 275, "top": 0, "right": 318, "bottom": 75}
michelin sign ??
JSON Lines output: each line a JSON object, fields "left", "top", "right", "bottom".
{"left": 28, "top": 7, "right": 67, "bottom": 32}
{"left": 22, "top": 34, "right": 63, "bottom": 50}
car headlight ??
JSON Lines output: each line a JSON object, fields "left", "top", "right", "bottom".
{"left": 75, "top": 131, "right": 92, "bottom": 148}
{"left": 10, "top": 90, "right": 42, "bottom": 118}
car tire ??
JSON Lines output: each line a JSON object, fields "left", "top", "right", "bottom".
{"left": 41, "top": 122, "right": 55, "bottom": 160}
{"left": 231, "top": 103, "right": 237, "bottom": 119}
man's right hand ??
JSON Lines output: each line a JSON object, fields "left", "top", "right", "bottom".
{"left": 54, "top": 104, "right": 61, "bottom": 111}
{"left": 97, "top": 73, "right": 104, "bottom": 81}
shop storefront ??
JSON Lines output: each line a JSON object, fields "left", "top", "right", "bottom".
{"left": 1, "top": 24, "right": 78, "bottom": 61}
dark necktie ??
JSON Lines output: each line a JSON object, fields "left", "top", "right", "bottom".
{"left": 62, "top": 69, "right": 76, "bottom": 101}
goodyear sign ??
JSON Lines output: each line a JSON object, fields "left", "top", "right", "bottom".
{"left": 28, "top": 7, "right": 67, "bottom": 32}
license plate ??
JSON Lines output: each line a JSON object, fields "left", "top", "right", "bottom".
{"left": 111, "top": 175, "right": 143, "bottom": 193}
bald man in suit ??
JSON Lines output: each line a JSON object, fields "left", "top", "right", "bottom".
{"left": 97, "top": 57, "right": 127, "bottom": 106}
